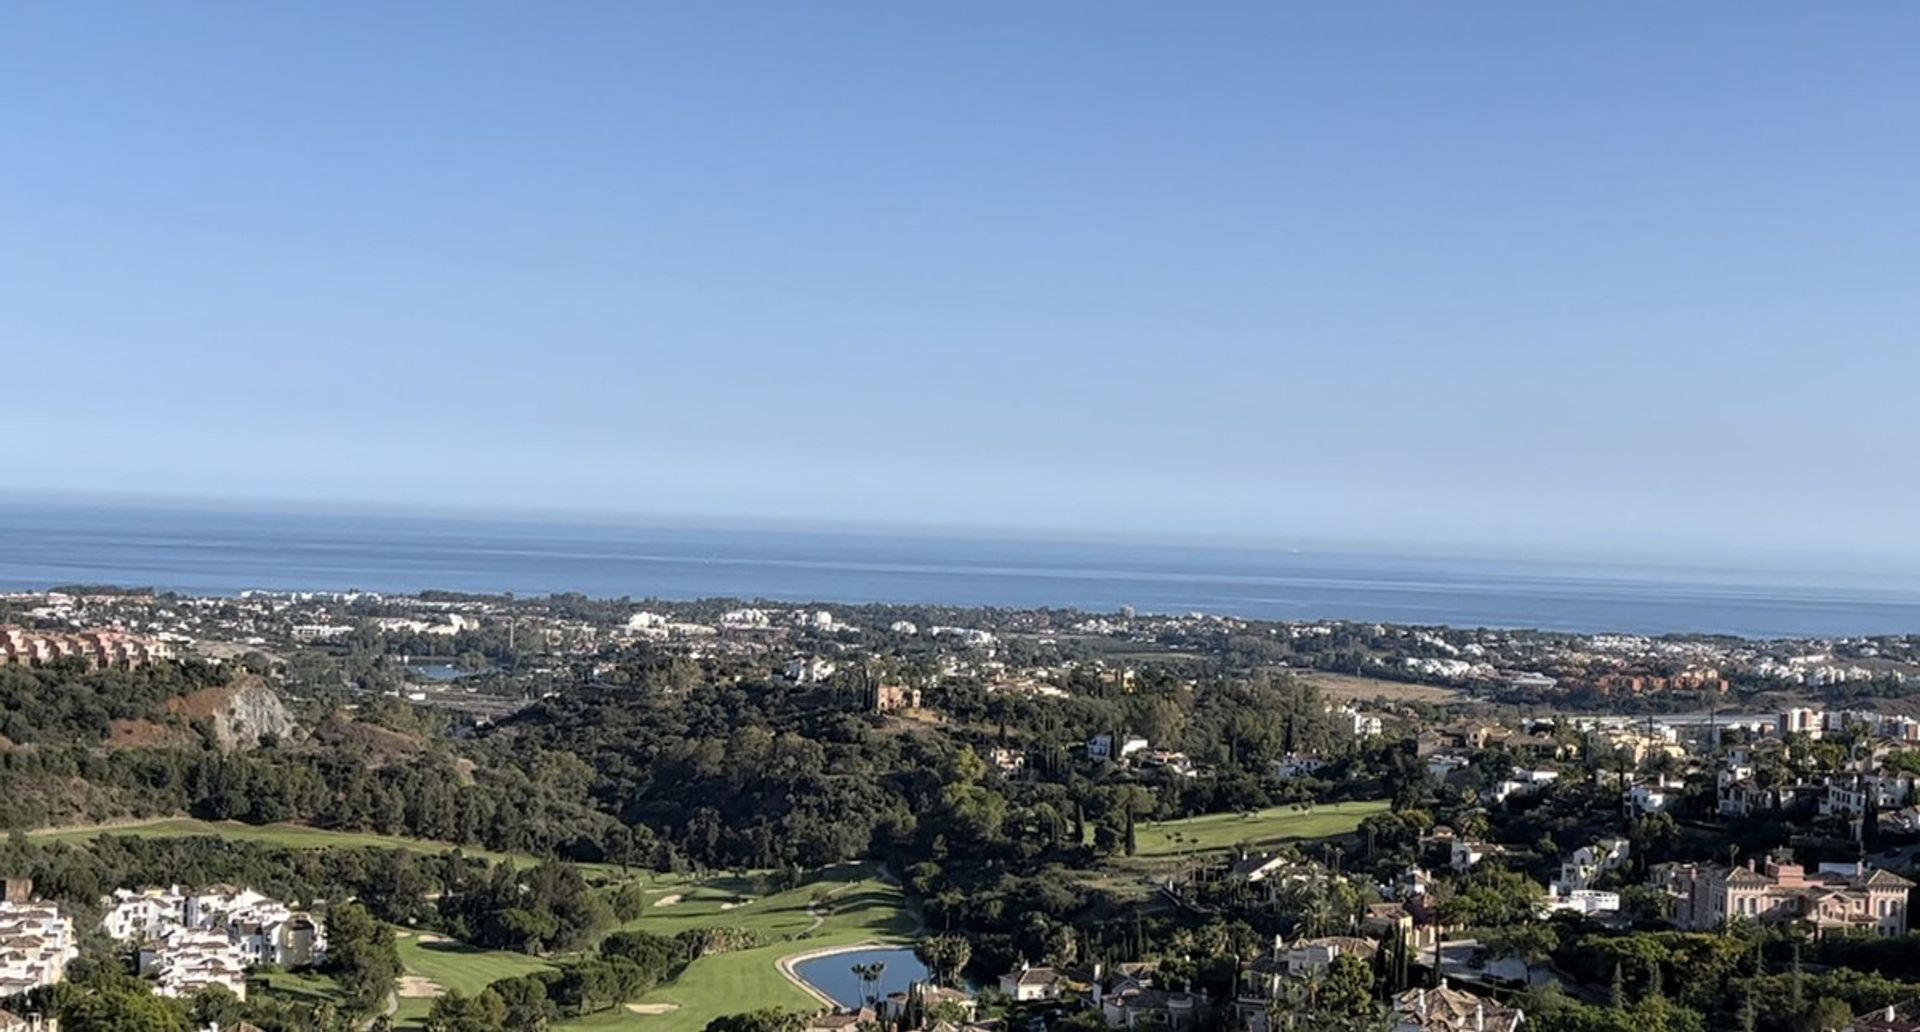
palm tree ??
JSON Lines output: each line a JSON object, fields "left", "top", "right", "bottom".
{"left": 850, "top": 963, "right": 878, "bottom": 1007}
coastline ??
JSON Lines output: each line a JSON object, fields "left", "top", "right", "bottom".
{"left": 6, "top": 501, "right": 1917, "bottom": 638}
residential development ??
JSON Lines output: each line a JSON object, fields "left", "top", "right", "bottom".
{"left": 102, "top": 885, "right": 326, "bottom": 1001}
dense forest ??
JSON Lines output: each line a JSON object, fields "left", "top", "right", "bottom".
{"left": 0, "top": 655, "right": 1360, "bottom": 876}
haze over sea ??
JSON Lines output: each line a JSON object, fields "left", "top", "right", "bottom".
{"left": 1, "top": 503, "right": 1916, "bottom": 640}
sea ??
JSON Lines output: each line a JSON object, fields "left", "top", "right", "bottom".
{"left": 0, "top": 502, "right": 1916, "bottom": 639}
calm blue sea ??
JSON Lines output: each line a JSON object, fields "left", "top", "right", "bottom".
{"left": 0, "top": 503, "right": 1916, "bottom": 638}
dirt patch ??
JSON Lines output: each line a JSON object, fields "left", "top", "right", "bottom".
{"left": 397, "top": 976, "right": 444, "bottom": 999}
{"left": 627, "top": 1004, "right": 681, "bottom": 1015}
{"left": 653, "top": 894, "right": 684, "bottom": 908}
{"left": 1299, "top": 672, "right": 1463, "bottom": 705}
{"left": 308, "top": 715, "right": 426, "bottom": 767}
{"left": 102, "top": 718, "right": 188, "bottom": 751}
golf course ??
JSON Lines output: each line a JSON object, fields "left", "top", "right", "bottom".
{"left": 1131, "top": 799, "right": 1388, "bottom": 857}
{"left": 38, "top": 806, "right": 1372, "bottom": 1030}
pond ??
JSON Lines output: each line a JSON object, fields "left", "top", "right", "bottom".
{"left": 793, "top": 947, "right": 931, "bottom": 1009}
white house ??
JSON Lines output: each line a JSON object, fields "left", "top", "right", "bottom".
{"left": 1555, "top": 838, "right": 1629, "bottom": 894}
{"left": 102, "top": 887, "right": 184, "bottom": 942}
{"left": 1544, "top": 890, "right": 1621, "bottom": 916}
{"left": 1273, "top": 753, "right": 1329, "bottom": 778}
{"left": 1627, "top": 777, "right": 1683, "bottom": 814}
{"left": 1449, "top": 839, "right": 1496, "bottom": 873}
{"left": 1089, "top": 734, "right": 1150, "bottom": 762}
{"left": 999, "top": 963, "right": 1065, "bottom": 1001}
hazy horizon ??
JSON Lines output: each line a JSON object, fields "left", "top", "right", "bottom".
{"left": 6, "top": 496, "right": 1920, "bottom": 639}
{"left": 7, "top": 4, "right": 1919, "bottom": 564}
{"left": 10, "top": 490, "right": 1920, "bottom": 591}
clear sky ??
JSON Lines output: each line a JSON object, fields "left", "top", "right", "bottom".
{"left": 4, "top": 4, "right": 1916, "bottom": 565}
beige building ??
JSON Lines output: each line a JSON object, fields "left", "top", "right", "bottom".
{"left": 1392, "top": 983, "right": 1522, "bottom": 1032}
{"left": 0, "top": 627, "right": 172, "bottom": 669}
{"left": 1664, "top": 855, "right": 1911, "bottom": 937}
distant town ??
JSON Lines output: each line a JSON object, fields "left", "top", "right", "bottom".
{"left": 0, "top": 586, "right": 1917, "bottom": 1032}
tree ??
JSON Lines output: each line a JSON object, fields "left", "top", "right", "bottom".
{"left": 1486, "top": 923, "right": 1559, "bottom": 985}
{"left": 489, "top": 975, "right": 558, "bottom": 1031}
{"left": 1437, "top": 868, "right": 1544, "bottom": 930}
{"left": 426, "top": 989, "right": 508, "bottom": 1032}
{"left": 53, "top": 980, "right": 191, "bottom": 1032}
{"left": 849, "top": 962, "right": 887, "bottom": 1007}
{"left": 705, "top": 1010, "right": 807, "bottom": 1032}
{"left": 324, "top": 901, "right": 401, "bottom": 1015}
{"left": 915, "top": 935, "right": 972, "bottom": 987}
{"left": 1321, "top": 954, "right": 1375, "bottom": 1017}
{"left": 1804, "top": 996, "right": 1853, "bottom": 1032}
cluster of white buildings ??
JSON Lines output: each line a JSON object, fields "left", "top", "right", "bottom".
{"left": 371, "top": 614, "right": 478, "bottom": 636}
{"left": 929, "top": 625, "right": 998, "bottom": 647}
{"left": 289, "top": 624, "right": 355, "bottom": 642}
{"left": 102, "top": 885, "right": 326, "bottom": 1001}
{"left": 1756, "top": 658, "right": 1879, "bottom": 686}
{"left": 1402, "top": 656, "right": 1495, "bottom": 681}
{"left": 0, "top": 885, "right": 76, "bottom": 997}
{"left": 624, "top": 611, "right": 713, "bottom": 639}
{"left": 1338, "top": 704, "right": 1383, "bottom": 737}
{"left": 1779, "top": 707, "right": 1920, "bottom": 743}
{"left": 782, "top": 656, "right": 838, "bottom": 684}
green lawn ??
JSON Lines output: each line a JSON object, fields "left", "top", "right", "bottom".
{"left": 393, "top": 932, "right": 559, "bottom": 1029}
{"left": 25, "top": 817, "right": 668, "bottom": 884}
{"left": 1131, "top": 799, "right": 1388, "bottom": 857}
{"left": 558, "top": 869, "right": 914, "bottom": 1032}
{"left": 27, "top": 818, "right": 534, "bottom": 866}
{"left": 611, "top": 864, "right": 880, "bottom": 940}
{"left": 251, "top": 969, "right": 349, "bottom": 1008}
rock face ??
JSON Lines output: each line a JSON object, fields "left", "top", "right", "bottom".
{"left": 166, "top": 678, "right": 299, "bottom": 750}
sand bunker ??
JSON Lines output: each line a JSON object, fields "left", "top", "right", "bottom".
{"left": 415, "top": 933, "right": 449, "bottom": 944}
{"left": 398, "top": 976, "right": 444, "bottom": 999}
{"left": 653, "top": 893, "right": 684, "bottom": 907}
{"left": 626, "top": 1003, "right": 682, "bottom": 1015}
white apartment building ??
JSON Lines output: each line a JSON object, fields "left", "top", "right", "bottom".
{"left": 141, "top": 927, "right": 248, "bottom": 1000}
{"left": 0, "top": 898, "right": 77, "bottom": 997}
{"left": 102, "top": 884, "right": 326, "bottom": 999}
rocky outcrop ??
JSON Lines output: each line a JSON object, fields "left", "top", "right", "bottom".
{"left": 166, "top": 678, "right": 299, "bottom": 751}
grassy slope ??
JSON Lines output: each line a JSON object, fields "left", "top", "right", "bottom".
{"left": 393, "top": 932, "right": 559, "bottom": 1029}
{"left": 27, "top": 818, "right": 531, "bottom": 865}
{"left": 1131, "top": 799, "right": 1388, "bottom": 857}
{"left": 251, "top": 969, "right": 349, "bottom": 1008}
{"left": 28, "top": 818, "right": 658, "bottom": 882}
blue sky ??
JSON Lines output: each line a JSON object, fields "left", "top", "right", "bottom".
{"left": 4, "top": 4, "right": 1917, "bottom": 564}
